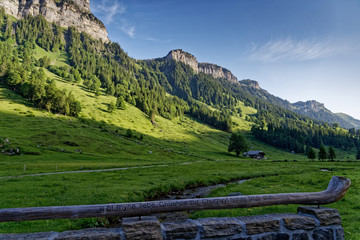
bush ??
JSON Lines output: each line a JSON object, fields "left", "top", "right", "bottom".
{"left": 125, "top": 129, "right": 133, "bottom": 138}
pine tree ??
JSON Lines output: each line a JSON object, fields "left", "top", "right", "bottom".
{"left": 307, "top": 147, "right": 316, "bottom": 161}
{"left": 106, "top": 83, "right": 115, "bottom": 96}
{"left": 328, "top": 146, "right": 336, "bottom": 161}
{"left": 107, "top": 101, "right": 116, "bottom": 113}
{"left": 125, "top": 129, "right": 133, "bottom": 138}
{"left": 318, "top": 145, "right": 327, "bottom": 161}
{"left": 356, "top": 149, "right": 360, "bottom": 160}
{"left": 116, "top": 96, "right": 126, "bottom": 110}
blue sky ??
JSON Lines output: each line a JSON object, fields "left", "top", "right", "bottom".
{"left": 90, "top": 0, "right": 360, "bottom": 120}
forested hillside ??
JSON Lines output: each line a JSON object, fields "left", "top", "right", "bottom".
{"left": 292, "top": 100, "right": 360, "bottom": 129}
{"left": 143, "top": 52, "right": 360, "bottom": 154}
{"left": 0, "top": 7, "right": 359, "bottom": 155}
{"left": 237, "top": 79, "right": 360, "bottom": 130}
{"left": 0, "top": 9, "right": 232, "bottom": 131}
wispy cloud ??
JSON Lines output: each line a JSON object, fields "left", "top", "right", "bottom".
{"left": 92, "top": 0, "right": 135, "bottom": 38}
{"left": 118, "top": 19, "right": 135, "bottom": 38}
{"left": 146, "top": 37, "right": 158, "bottom": 42}
{"left": 145, "top": 37, "right": 172, "bottom": 44}
{"left": 249, "top": 37, "right": 352, "bottom": 63}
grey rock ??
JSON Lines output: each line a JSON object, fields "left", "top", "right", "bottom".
{"left": 335, "top": 227, "right": 345, "bottom": 240}
{"left": 0, "top": 0, "right": 108, "bottom": 42}
{"left": 55, "top": 228, "right": 121, "bottom": 240}
{"left": 0, "top": 231, "right": 58, "bottom": 240}
{"left": 165, "top": 49, "right": 238, "bottom": 83}
{"left": 313, "top": 227, "right": 334, "bottom": 240}
{"left": 230, "top": 237, "right": 251, "bottom": 240}
{"left": 298, "top": 206, "right": 341, "bottom": 226}
{"left": 165, "top": 50, "right": 199, "bottom": 74}
{"left": 269, "top": 213, "right": 317, "bottom": 230}
{"left": 252, "top": 233, "right": 290, "bottom": 240}
{"left": 237, "top": 215, "right": 280, "bottom": 235}
{"left": 292, "top": 232, "right": 309, "bottom": 240}
{"left": 122, "top": 216, "right": 162, "bottom": 240}
{"left": 199, "top": 62, "right": 238, "bottom": 83}
{"left": 162, "top": 220, "right": 198, "bottom": 240}
{"left": 197, "top": 217, "right": 242, "bottom": 239}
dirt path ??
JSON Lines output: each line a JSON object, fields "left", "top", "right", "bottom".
{"left": 0, "top": 161, "right": 201, "bottom": 180}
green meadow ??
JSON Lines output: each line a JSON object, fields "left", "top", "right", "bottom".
{"left": 0, "top": 47, "right": 359, "bottom": 239}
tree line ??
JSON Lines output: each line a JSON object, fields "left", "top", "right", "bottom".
{"left": 307, "top": 145, "right": 336, "bottom": 161}
{"left": 0, "top": 14, "right": 81, "bottom": 117}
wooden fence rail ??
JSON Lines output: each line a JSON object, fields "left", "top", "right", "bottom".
{"left": 0, "top": 176, "right": 351, "bottom": 222}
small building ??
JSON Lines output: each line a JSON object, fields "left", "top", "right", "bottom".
{"left": 243, "top": 151, "right": 266, "bottom": 159}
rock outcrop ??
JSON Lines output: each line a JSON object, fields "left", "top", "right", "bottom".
{"left": 199, "top": 62, "right": 238, "bottom": 83}
{"left": 165, "top": 49, "right": 199, "bottom": 73}
{"left": 166, "top": 49, "right": 238, "bottom": 83}
{"left": 0, "top": 0, "right": 109, "bottom": 42}
{"left": 239, "top": 79, "right": 262, "bottom": 90}
{"left": 293, "top": 100, "right": 326, "bottom": 113}
{"left": 291, "top": 100, "right": 360, "bottom": 129}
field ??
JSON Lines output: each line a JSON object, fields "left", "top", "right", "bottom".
{"left": 192, "top": 165, "right": 360, "bottom": 239}
{"left": 0, "top": 48, "right": 359, "bottom": 239}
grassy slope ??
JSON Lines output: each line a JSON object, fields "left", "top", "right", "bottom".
{"left": 0, "top": 46, "right": 358, "bottom": 236}
{"left": 33, "top": 45, "right": 69, "bottom": 67}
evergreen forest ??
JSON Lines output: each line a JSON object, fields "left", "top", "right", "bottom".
{"left": 0, "top": 8, "right": 359, "bottom": 154}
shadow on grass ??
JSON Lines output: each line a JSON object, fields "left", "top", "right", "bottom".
{"left": 0, "top": 109, "right": 227, "bottom": 163}
{"left": 0, "top": 84, "right": 308, "bottom": 162}
{"left": 0, "top": 84, "right": 41, "bottom": 110}
{"left": 85, "top": 94, "right": 96, "bottom": 98}
{"left": 98, "top": 108, "right": 109, "bottom": 113}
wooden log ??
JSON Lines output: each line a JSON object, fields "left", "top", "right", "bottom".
{"left": 0, "top": 176, "right": 350, "bottom": 222}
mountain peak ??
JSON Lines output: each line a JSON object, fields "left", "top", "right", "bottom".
{"left": 293, "top": 100, "right": 326, "bottom": 113}
{"left": 239, "top": 79, "right": 261, "bottom": 90}
{"left": 0, "top": 0, "right": 108, "bottom": 42}
{"left": 166, "top": 49, "right": 199, "bottom": 73}
{"left": 165, "top": 49, "right": 238, "bottom": 83}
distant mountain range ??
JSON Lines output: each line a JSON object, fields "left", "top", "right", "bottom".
{"left": 240, "top": 80, "right": 360, "bottom": 129}
{"left": 161, "top": 50, "right": 360, "bottom": 129}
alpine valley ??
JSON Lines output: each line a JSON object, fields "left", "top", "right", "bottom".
{"left": 0, "top": 1, "right": 360, "bottom": 238}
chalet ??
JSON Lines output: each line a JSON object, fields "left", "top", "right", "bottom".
{"left": 243, "top": 151, "right": 266, "bottom": 159}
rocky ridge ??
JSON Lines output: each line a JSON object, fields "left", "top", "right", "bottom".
{"left": 0, "top": 0, "right": 109, "bottom": 42}
{"left": 292, "top": 100, "right": 360, "bottom": 129}
{"left": 239, "top": 79, "right": 262, "bottom": 90}
{"left": 293, "top": 100, "right": 326, "bottom": 113}
{"left": 165, "top": 50, "right": 360, "bottom": 128}
{"left": 166, "top": 49, "right": 238, "bottom": 83}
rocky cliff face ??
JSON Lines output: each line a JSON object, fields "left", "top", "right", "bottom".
{"left": 165, "top": 49, "right": 199, "bottom": 73}
{"left": 293, "top": 100, "right": 326, "bottom": 113}
{"left": 166, "top": 49, "right": 238, "bottom": 83}
{"left": 198, "top": 63, "right": 238, "bottom": 83}
{"left": 239, "top": 79, "right": 261, "bottom": 90}
{"left": 0, "top": 0, "right": 108, "bottom": 42}
{"left": 291, "top": 100, "right": 360, "bottom": 129}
